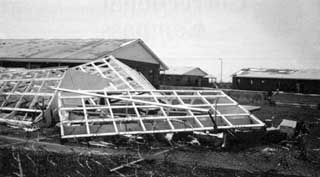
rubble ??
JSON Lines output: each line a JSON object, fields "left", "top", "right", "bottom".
{"left": 0, "top": 55, "right": 155, "bottom": 129}
{"left": 56, "top": 88, "right": 265, "bottom": 139}
{"left": 0, "top": 55, "right": 265, "bottom": 141}
{"left": 0, "top": 67, "right": 67, "bottom": 127}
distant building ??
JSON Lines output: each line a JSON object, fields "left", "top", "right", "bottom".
{"left": 232, "top": 68, "right": 320, "bottom": 94}
{"left": 160, "top": 66, "right": 212, "bottom": 87}
{"left": 0, "top": 38, "right": 168, "bottom": 88}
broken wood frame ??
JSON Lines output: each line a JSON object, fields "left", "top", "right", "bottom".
{"left": 57, "top": 89, "right": 265, "bottom": 138}
{"left": 72, "top": 55, "right": 155, "bottom": 91}
{"left": 0, "top": 68, "right": 67, "bottom": 126}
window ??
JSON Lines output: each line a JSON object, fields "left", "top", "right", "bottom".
{"left": 149, "top": 69, "right": 154, "bottom": 80}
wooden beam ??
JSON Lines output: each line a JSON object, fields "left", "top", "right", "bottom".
{"left": 54, "top": 87, "right": 209, "bottom": 113}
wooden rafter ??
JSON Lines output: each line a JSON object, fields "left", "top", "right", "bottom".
{"left": 56, "top": 88, "right": 265, "bottom": 139}
{"left": 73, "top": 55, "right": 155, "bottom": 90}
{"left": 0, "top": 68, "right": 67, "bottom": 126}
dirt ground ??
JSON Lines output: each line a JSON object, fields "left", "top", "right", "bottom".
{"left": 1, "top": 93, "right": 320, "bottom": 177}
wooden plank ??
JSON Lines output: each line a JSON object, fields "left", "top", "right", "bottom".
{"left": 54, "top": 87, "right": 209, "bottom": 112}
{"left": 173, "top": 90, "right": 204, "bottom": 128}
{"left": 104, "top": 90, "right": 119, "bottom": 134}
{"left": 0, "top": 68, "right": 67, "bottom": 126}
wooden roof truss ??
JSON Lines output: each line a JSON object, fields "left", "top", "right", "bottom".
{"left": 72, "top": 55, "right": 155, "bottom": 90}
{"left": 0, "top": 68, "right": 66, "bottom": 126}
{"left": 57, "top": 89, "right": 265, "bottom": 139}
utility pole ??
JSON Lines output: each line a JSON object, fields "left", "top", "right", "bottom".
{"left": 219, "top": 58, "right": 223, "bottom": 83}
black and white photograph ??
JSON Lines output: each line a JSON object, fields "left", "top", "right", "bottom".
{"left": 0, "top": 0, "right": 319, "bottom": 176}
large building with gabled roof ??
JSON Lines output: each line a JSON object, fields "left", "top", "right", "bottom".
{"left": 0, "top": 38, "right": 168, "bottom": 88}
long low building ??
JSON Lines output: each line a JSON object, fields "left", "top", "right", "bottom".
{"left": 0, "top": 38, "right": 168, "bottom": 88}
{"left": 232, "top": 68, "right": 320, "bottom": 94}
{"left": 160, "top": 66, "right": 212, "bottom": 87}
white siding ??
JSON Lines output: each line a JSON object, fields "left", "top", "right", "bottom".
{"left": 185, "top": 68, "right": 207, "bottom": 76}
{"left": 110, "top": 42, "right": 159, "bottom": 64}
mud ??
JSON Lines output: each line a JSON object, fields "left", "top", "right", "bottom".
{"left": 1, "top": 143, "right": 319, "bottom": 177}
{"left": 1, "top": 94, "right": 320, "bottom": 177}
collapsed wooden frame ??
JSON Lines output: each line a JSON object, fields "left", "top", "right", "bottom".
{"left": 0, "top": 55, "right": 155, "bottom": 127}
{"left": 0, "top": 55, "right": 265, "bottom": 138}
{"left": 72, "top": 55, "right": 155, "bottom": 90}
{"left": 0, "top": 68, "right": 67, "bottom": 126}
{"left": 57, "top": 88, "right": 265, "bottom": 139}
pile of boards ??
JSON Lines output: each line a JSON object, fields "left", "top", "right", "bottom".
{"left": 0, "top": 55, "right": 265, "bottom": 139}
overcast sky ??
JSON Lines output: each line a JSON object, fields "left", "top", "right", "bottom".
{"left": 1, "top": 0, "right": 320, "bottom": 80}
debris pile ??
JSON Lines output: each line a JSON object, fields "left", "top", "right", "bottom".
{"left": 0, "top": 55, "right": 265, "bottom": 140}
{"left": 57, "top": 89, "right": 264, "bottom": 139}
{"left": 0, "top": 68, "right": 67, "bottom": 127}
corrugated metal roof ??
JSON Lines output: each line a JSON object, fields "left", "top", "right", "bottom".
{"left": 161, "top": 66, "right": 208, "bottom": 76}
{"left": 0, "top": 39, "right": 134, "bottom": 59}
{"left": 233, "top": 68, "right": 320, "bottom": 80}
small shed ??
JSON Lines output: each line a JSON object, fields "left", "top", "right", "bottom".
{"left": 160, "top": 66, "right": 210, "bottom": 87}
{"left": 232, "top": 68, "right": 320, "bottom": 94}
{"left": 0, "top": 38, "right": 168, "bottom": 88}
